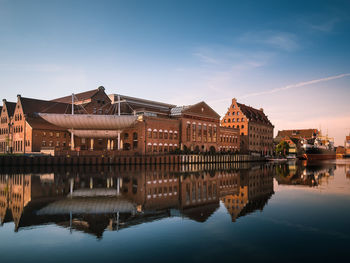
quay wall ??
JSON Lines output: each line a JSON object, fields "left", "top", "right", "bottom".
{"left": 0, "top": 154, "right": 265, "bottom": 167}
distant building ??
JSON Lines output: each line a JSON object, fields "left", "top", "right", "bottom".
{"left": 275, "top": 129, "right": 319, "bottom": 142}
{"left": 221, "top": 98, "right": 274, "bottom": 155}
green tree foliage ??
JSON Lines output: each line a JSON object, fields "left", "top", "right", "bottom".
{"left": 276, "top": 141, "right": 290, "bottom": 156}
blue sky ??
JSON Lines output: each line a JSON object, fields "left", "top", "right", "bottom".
{"left": 1, "top": 0, "right": 350, "bottom": 145}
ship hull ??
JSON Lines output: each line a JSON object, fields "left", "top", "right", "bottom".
{"left": 302, "top": 153, "right": 336, "bottom": 161}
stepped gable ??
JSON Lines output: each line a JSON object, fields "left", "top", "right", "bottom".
{"left": 52, "top": 87, "right": 102, "bottom": 103}
{"left": 19, "top": 96, "right": 71, "bottom": 115}
{"left": 237, "top": 102, "right": 272, "bottom": 125}
{"left": 276, "top": 129, "right": 318, "bottom": 139}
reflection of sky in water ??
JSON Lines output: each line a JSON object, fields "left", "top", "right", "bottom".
{"left": 0, "top": 160, "right": 350, "bottom": 263}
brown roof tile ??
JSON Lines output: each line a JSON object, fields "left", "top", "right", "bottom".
{"left": 237, "top": 103, "right": 272, "bottom": 126}
{"left": 276, "top": 129, "right": 318, "bottom": 139}
{"left": 52, "top": 88, "right": 101, "bottom": 103}
{"left": 20, "top": 97, "right": 71, "bottom": 115}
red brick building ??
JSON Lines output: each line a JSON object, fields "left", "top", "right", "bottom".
{"left": 2, "top": 87, "right": 240, "bottom": 155}
{"left": 221, "top": 98, "right": 274, "bottom": 155}
{"left": 0, "top": 100, "right": 16, "bottom": 153}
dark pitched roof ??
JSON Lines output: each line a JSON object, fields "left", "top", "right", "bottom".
{"left": 20, "top": 97, "right": 71, "bottom": 115}
{"left": 237, "top": 102, "right": 272, "bottom": 126}
{"left": 276, "top": 129, "right": 318, "bottom": 139}
{"left": 52, "top": 87, "right": 102, "bottom": 103}
{"left": 4, "top": 101, "right": 17, "bottom": 117}
{"left": 26, "top": 116, "right": 67, "bottom": 131}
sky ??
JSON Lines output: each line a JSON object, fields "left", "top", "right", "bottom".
{"left": 0, "top": 0, "right": 350, "bottom": 145}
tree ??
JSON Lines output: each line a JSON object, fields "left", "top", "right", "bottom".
{"left": 276, "top": 141, "right": 289, "bottom": 156}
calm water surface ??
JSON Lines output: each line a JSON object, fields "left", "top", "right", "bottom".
{"left": 1, "top": 160, "right": 350, "bottom": 263}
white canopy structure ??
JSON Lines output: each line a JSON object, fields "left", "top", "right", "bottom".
{"left": 38, "top": 113, "right": 138, "bottom": 130}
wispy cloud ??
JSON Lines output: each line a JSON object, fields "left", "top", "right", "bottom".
{"left": 239, "top": 31, "right": 299, "bottom": 51}
{"left": 207, "top": 73, "right": 350, "bottom": 104}
{"left": 240, "top": 73, "right": 350, "bottom": 99}
{"left": 193, "top": 52, "right": 221, "bottom": 65}
{"left": 309, "top": 18, "right": 340, "bottom": 32}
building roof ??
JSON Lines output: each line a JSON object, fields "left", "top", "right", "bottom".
{"left": 109, "top": 93, "right": 176, "bottom": 115}
{"left": 237, "top": 102, "right": 272, "bottom": 126}
{"left": 170, "top": 105, "right": 191, "bottom": 116}
{"left": 52, "top": 87, "right": 104, "bottom": 103}
{"left": 26, "top": 116, "right": 67, "bottom": 131}
{"left": 19, "top": 96, "right": 71, "bottom": 115}
{"left": 276, "top": 129, "right": 318, "bottom": 139}
{"left": 3, "top": 100, "right": 17, "bottom": 117}
{"left": 171, "top": 101, "right": 220, "bottom": 119}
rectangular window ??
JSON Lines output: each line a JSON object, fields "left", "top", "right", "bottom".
{"left": 198, "top": 124, "right": 202, "bottom": 141}
{"left": 153, "top": 131, "right": 157, "bottom": 139}
{"left": 203, "top": 125, "right": 207, "bottom": 142}
{"left": 164, "top": 132, "right": 168, "bottom": 139}
{"left": 159, "top": 131, "right": 163, "bottom": 139}
{"left": 213, "top": 126, "right": 217, "bottom": 142}
{"left": 208, "top": 126, "right": 212, "bottom": 142}
{"left": 174, "top": 132, "right": 178, "bottom": 139}
{"left": 56, "top": 132, "right": 60, "bottom": 138}
{"left": 192, "top": 124, "right": 196, "bottom": 142}
{"left": 147, "top": 145, "right": 152, "bottom": 152}
{"left": 186, "top": 123, "right": 191, "bottom": 141}
{"left": 148, "top": 130, "right": 152, "bottom": 138}
{"left": 169, "top": 132, "right": 173, "bottom": 140}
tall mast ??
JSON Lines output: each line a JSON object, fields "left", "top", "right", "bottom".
{"left": 117, "top": 95, "right": 121, "bottom": 150}
{"left": 71, "top": 93, "right": 75, "bottom": 151}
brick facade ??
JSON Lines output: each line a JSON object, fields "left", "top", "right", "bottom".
{"left": 221, "top": 98, "right": 274, "bottom": 155}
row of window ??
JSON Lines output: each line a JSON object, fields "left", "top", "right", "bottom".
{"left": 13, "top": 126, "right": 23, "bottom": 133}
{"left": 249, "top": 126, "right": 272, "bottom": 133}
{"left": 185, "top": 182, "right": 217, "bottom": 203}
{"left": 14, "top": 114, "right": 22, "bottom": 121}
{"left": 42, "top": 141, "right": 67, "bottom": 147}
{"left": 186, "top": 123, "right": 217, "bottom": 143}
{"left": 249, "top": 133, "right": 272, "bottom": 140}
{"left": 147, "top": 185, "right": 178, "bottom": 196}
{"left": 147, "top": 144, "right": 178, "bottom": 153}
{"left": 0, "top": 128, "right": 9, "bottom": 135}
{"left": 0, "top": 117, "right": 7, "bottom": 124}
{"left": 224, "top": 117, "right": 245, "bottom": 123}
{"left": 220, "top": 136, "right": 238, "bottom": 143}
{"left": 147, "top": 129, "right": 178, "bottom": 140}
{"left": 227, "top": 110, "right": 241, "bottom": 116}
{"left": 224, "top": 125, "right": 244, "bottom": 129}
{"left": 43, "top": 131, "right": 67, "bottom": 138}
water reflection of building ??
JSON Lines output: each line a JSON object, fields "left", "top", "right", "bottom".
{"left": 221, "top": 165, "right": 274, "bottom": 222}
{"left": 274, "top": 162, "right": 336, "bottom": 187}
{"left": 0, "top": 164, "right": 275, "bottom": 238}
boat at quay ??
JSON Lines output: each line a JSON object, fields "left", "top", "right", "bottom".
{"left": 300, "top": 135, "right": 336, "bottom": 161}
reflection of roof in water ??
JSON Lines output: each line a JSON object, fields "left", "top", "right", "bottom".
{"left": 237, "top": 192, "right": 273, "bottom": 219}
{"left": 37, "top": 197, "right": 136, "bottom": 215}
{"left": 181, "top": 203, "right": 220, "bottom": 222}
